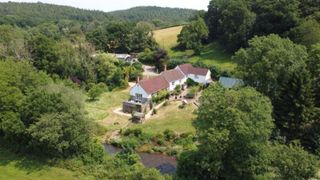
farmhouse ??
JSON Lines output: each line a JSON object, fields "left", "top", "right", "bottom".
{"left": 123, "top": 64, "right": 212, "bottom": 113}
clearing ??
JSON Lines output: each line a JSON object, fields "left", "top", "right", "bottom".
{"left": 153, "top": 26, "right": 236, "bottom": 71}
{"left": 0, "top": 148, "right": 93, "bottom": 180}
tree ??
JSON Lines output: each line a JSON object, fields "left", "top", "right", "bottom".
{"left": 206, "top": 0, "right": 255, "bottom": 51}
{"left": 177, "top": 16, "right": 209, "bottom": 54}
{"left": 178, "top": 85, "right": 274, "bottom": 179}
{"left": 272, "top": 143, "right": 319, "bottom": 180}
{"left": 88, "top": 83, "right": 107, "bottom": 101}
{"left": 252, "top": 0, "right": 300, "bottom": 36}
{"left": 308, "top": 43, "right": 320, "bottom": 106}
{"left": 291, "top": 18, "right": 320, "bottom": 47}
{"left": 234, "top": 34, "right": 308, "bottom": 101}
{"left": 273, "top": 67, "right": 315, "bottom": 142}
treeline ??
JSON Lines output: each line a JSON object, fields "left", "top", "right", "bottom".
{"left": 0, "top": 2, "right": 112, "bottom": 28}
{"left": 178, "top": 0, "right": 320, "bottom": 52}
{"left": 205, "top": 0, "right": 320, "bottom": 51}
{"left": 109, "top": 6, "right": 197, "bottom": 28}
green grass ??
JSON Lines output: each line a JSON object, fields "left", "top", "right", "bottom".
{"left": 170, "top": 43, "right": 236, "bottom": 71}
{"left": 0, "top": 148, "right": 93, "bottom": 180}
{"left": 134, "top": 101, "right": 196, "bottom": 134}
{"left": 153, "top": 26, "right": 236, "bottom": 71}
{"left": 153, "top": 26, "right": 183, "bottom": 49}
{"left": 85, "top": 89, "right": 129, "bottom": 121}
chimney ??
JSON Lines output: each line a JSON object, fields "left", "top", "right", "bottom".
{"left": 164, "top": 64, "right": 167, "bottom": 71}
{"left": 136, "top": 76, "right": 140, "bottom": 83}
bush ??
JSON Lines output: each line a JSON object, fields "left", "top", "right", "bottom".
{"left": 186, "top": 78, "right": 199, "bottom": 87}
{"left": 163, "top": 129, "right": 176, "bottom": 141}
{"left": 186, "top": 86, "right": 199, "bottom": 99}
{"left": 88, "top": 83, "right": 107, "bottom": 100}
{"left": 152, "top": 90, "right": 170, "bottom": 103}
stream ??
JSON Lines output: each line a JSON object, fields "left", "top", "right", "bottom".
{"left": 104, "top": 144, "right": 177, "bottom": 174}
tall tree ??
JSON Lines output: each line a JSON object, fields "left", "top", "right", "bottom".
{"left": 234, "top": 34, "right": 308, "bottom": 101}
{"left": 206, "top": 0, "right": 256, "bottom": 51}
{"left": 177, "top": 16, "right": 209, "bottom": 54}
{"left": 273, "top": 67, "right": 315, "bottom": 142}
{"left": 178, "top": 85, "right": 274, "bottom": 179}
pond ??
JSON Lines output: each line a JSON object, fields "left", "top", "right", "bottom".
{"left": 104, "top": 144, "right": 177, "bottom": 174}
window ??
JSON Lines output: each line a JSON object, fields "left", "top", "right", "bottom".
{"left": 195, "top": 75, "right": 199, "bottom": 79}
{"left": 136, "top": 93, "right": 142, "bottom": 101}
{"left": 172, "top": 82, "right": 175, "bottom": 85}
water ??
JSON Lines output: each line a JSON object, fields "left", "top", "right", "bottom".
{"left": 104, "top": 144, "right": 177, "bottom": 174}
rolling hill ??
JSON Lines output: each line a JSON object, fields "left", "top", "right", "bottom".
{"left": 0, "top": 2, "right": 197, "bottom": 28}
{"left": 108, "top": 6, "right": 197, "bottom": 28}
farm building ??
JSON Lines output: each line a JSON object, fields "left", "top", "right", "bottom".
{"left": 113, "top": 54, "right": 138, "bottom": 63}
{"left": 123, "top": 64, "right": 212, "bottom": 113}
{"left": 219, "top": 77, "right": 244, "bottom": 88}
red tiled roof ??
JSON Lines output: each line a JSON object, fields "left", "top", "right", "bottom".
{"left": 161, "top": 69, "right": 185, "bottom": 82}
{"left": 138, "top": 76, "right": 169, "bottom": 94}
{"left": 178, "top": 64, "right": 208, "bottom": 76}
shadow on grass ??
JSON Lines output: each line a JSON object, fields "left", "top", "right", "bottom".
{"left": 0, "top": 147, "right": 51, "bottom": 174}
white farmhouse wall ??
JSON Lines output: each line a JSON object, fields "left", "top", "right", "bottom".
{"left": 188, "top": 74, "right": 207, "bottom": 84}
{"left": 130, "top": 84, "right": 151, "bottom": 99}
{"left": 168, "top": 79, "right": 185, "bottom": 91}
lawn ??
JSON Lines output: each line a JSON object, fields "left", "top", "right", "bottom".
{"left": 0, "top": 148, "right": 93, "bottom": 180}
{"left": 85, "top": 88, "right": 132, "bottom": 133}
{"left": 153, "top": 26, "right": 236, "bottom": 71}
{"left": 170, "top": 42, "right": 236, "bottom": 70}
{"left": 85, "top": 88, "right": 129, "bottom": 121}
{"left": 153, "top": 26, "right": 183, "bottom": 49}
{"left": 134, "top": 101, "right": 197, "bottom": 134}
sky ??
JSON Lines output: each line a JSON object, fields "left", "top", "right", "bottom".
{"left": 0, "top": 0, "right": 210, "bottom": 12}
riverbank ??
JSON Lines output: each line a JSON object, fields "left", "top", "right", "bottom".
{"left": 104, "top": 144, "right": 177, "bottom": 174}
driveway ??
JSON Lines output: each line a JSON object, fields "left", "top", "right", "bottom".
{"left": 142, "top": 65, "right": 159, "bottom": 77}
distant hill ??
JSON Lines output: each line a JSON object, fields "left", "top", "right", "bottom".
{"left": 0, "top": 2, "right": 112, "bottom": 27}
{"left": 108, "top": 6, "right": 197, "bottom": 28}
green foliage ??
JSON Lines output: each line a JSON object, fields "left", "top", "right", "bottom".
{"left": 88, "top": 83, "right": 107, "bottom": 101}
{"left": 0, "top": 2, "right": 112, "bottom": 28}
{"left": 308, "top": 43, "right": 320, "bottom": 107}
{"left": 86, "top": 21, "right": 158, "bottom": 53}
{"left": 178, "top": 85, "right": 274, "bottom": 179}
{"left": 0, "top": 60, "right": 92, "bottom": 157}
{"left": 186, "top": 78, "right": 199, "bottom": 87}
{"left": 234, "top": 34, "right": 308, "bottom": 100}
{"left": 177, "top": 17, "right": 209, "bottom": 54}
{"left": 206, "top": 0, "right": 256, "bottom": 51}
{"left": 291, "top": 18, "right": 320, "bottom": 47}
{"left": 109, "top": 6, "right": 197, "bottom": 28}
{"left": 152, "top": 90, "right": 170, "bottom": 104}
{"left": 205, "top": 0, "right": 316, "bottom": 51}
{"left": 272, "top": 143, "right": 319, "bottom": 180}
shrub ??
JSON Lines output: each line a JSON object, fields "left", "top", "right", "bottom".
{"left": 163, "top": 129, "right": 176, "bottom": 141}
{"left": 186, "top": 78, "right": 199, "bottom": 87}
{"left": 152, "top": 90, "right": 170, "bottom": 103}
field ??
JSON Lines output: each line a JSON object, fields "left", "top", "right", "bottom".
{"left": 0, "top": 148, "right": 93, "bottom": 180}
{"left": 153, "top": 26, "right": 183, "bottom": 49}
{"left": 153, "top": 26, "right": 236, "bottom": 71}
{"left": 134, "top": 101, "right": 197, "bottom": 134}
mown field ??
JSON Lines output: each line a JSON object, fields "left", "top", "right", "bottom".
{"left": 153, "top": 26, "right": 183, "bottom": 49}
{"left": 0, "top": 148, "right": 93, "bottom": 180}
{"left": 153, "top": 26, "right": 236, "bottom": 70}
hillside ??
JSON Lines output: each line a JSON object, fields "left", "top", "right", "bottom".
{"left": 0, "top": 2, "right": 112, "bottom": 27}
{"left": 108, "top": 6, "right": 197, "bottom": 28}
{"left": 153, "top": 26, "right": 183, "bottom": 49}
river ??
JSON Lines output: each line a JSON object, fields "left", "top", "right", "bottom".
{"left": 104, "top": 144, "right": 177, "bottom": 174}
